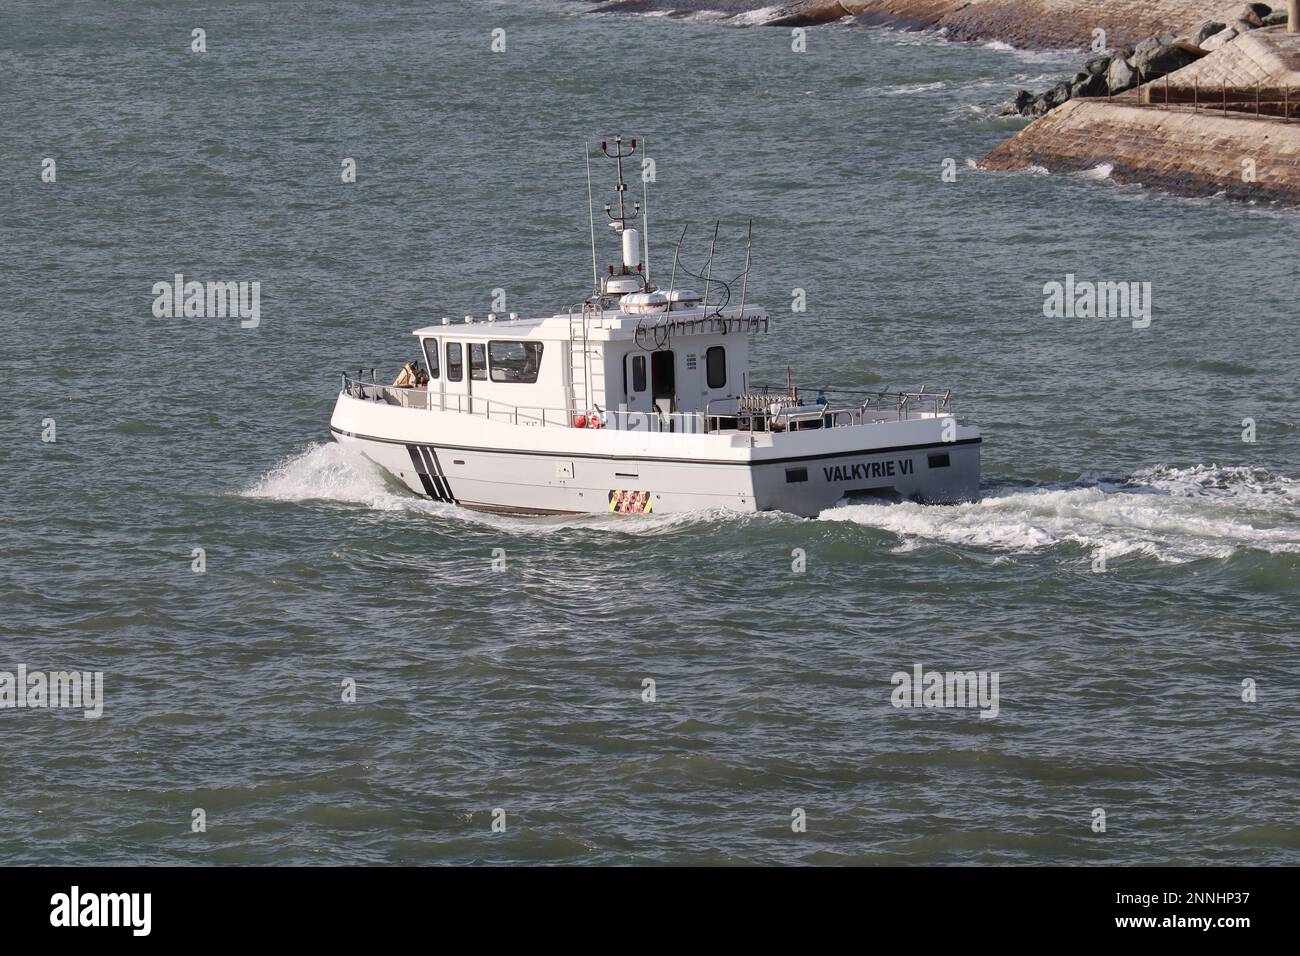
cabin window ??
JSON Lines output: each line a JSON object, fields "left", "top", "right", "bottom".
{"left": 928, "top": 453, "right": 951, "bottom": 469}
{"left": 421, "top": 338, "right": 440, "bottom": 379}
{"left": 631, "top": 355, "right": 647, "bottom": 393}
{"left": 469, "top": 342, "right": 487, "bottom": 381}
{"left": 446, "top": 342, "right": 463, "bottom": 382}
{"left": 489, "top": 341, "right": 544, "bottom": 384}
{"left": 706, "top": 346, "right": 726, "bottom": 389}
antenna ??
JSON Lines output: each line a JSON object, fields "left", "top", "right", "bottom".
{"left": 668, "top": 224, "right": 687, "bottom": 300}
{"left": 701, "top": 220, "right": 719, "bottom": 317}
{"left": 738, "top": 219, "right": 752, "bottom": 322}
{"left": 600, "top": 136, "right": 639, "bottom": 230}
{"left": 585, "top": 142, "right": 598, "bottom": 296}
{"left": 641, "top": 138, "right": 650, "bottom": 284}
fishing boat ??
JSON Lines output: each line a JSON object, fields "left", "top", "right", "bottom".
{"left": 329, "top": 136, "right": 981, "bottom": 517}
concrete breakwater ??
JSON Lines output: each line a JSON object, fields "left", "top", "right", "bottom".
{"left": 980, "top": 97, "right": 1300, "bottom": 203}
{"left": 982, "top": 21, "right": 1300, "bottom": 205}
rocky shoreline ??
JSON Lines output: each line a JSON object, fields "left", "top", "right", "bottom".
{"left": 580, "top": 1, "right": 1241, "bottom": 50}
{"left": 982, "top": 11, "right": 1300, "bottom": 204}
{"left": 1003, "top": 4, "right": 1286, "bottom": 116}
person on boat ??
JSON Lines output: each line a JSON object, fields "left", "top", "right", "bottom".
{"left": 393, "top": 361, "right": 423, "bottom": 388}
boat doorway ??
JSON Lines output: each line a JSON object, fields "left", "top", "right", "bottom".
{"left": 651, "top": 349, "right": 675, "bottom": 428}
{"left": 443, "top": 340, "right": 469, "bottom": 413}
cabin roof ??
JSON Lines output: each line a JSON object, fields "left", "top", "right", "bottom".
{"left": 411, "top": 305, "right": 768, "bottom": 341}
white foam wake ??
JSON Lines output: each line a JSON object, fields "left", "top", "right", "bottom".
{"left": 243, "top": 442, "right": 439, "bottom": 513}
{"left": 819, "top": 466, "right": 1300, "bottom": 563}
{"left": 245, "top": 449, "right": 1297, "bottom": 559}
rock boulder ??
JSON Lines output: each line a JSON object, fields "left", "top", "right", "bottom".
{"left": 1193, "top": 21, "right": 1227, "bottom": 46}
{"left": 1130, "top": 41, "right": 1201, "bottom": 79}
{"left": 1201, "top": 26, "right": 1241, "bottom": 51}
{"left": 1107, "top": 56, "right": 1138, "bottom": 93}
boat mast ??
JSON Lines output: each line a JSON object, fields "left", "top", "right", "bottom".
{"left": 600, "top": 136, "right": 643, "bottom": 290}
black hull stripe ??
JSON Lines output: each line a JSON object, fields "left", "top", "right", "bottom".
{"left": 407, "top": 443, "right": 460, "bottom": 503}
{"left": 416, "top": 446, "right": 444, "bottom": 501}
{"left": 406, "top": 445, "right": 440, "bottom": 499}
{"left": 339, "top": 426, "right": 979, "bottom": 468}
{"left": 425, "top": 445, "right": 458, "bottom": 504}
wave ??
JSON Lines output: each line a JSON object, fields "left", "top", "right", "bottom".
{"left": 730, "top": 5, "right": 787, "bottom": 26}
{"left": 1076, "top": 162, "right": 1114, "bottom": 181}
{"left": 819, "top": 466, "right": 1300, "bottom": 563}
{"left": 872, "top": 80, "right": 947, "bottom": 96}
{"left": 978, "top": 40, "right": 1082, "bottom": 66}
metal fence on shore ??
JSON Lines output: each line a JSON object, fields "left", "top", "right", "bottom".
{"left": 1113, "top": 70, "right": 1300, "bottom": 120}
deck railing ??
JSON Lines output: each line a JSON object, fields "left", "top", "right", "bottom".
{"left": 740, "top": 383, "right": 954, "bottom": 423}
{"left": 339, "top": 374, "right": 954, "bottom": 435}
{"left": 341, "top": 374, "right": 565, "bottom": 426}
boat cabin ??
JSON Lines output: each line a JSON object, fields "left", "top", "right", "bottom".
{"left": 405, "top": 299, "right": 769, "bottom": 433}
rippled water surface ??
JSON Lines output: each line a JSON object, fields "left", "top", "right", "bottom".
{"left": 2, "top": 0, "right": 1298, "bottom": 865}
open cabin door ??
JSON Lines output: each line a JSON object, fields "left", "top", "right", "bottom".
{"left": 651, "top": 349, "right": 676, "bottom": 428}
{"left": 622, "top": 349, "right": 676, "bottom": 430}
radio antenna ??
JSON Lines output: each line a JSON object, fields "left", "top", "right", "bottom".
{"left": 668, "top": 224, "right": 687, "bottom": 300}
{"left": 641, "top": 138, "right": 650, "bottom": 284}
{"left": 701, "top": 220, "right": 719, "bottom": 317}
{"left": 738, "top": 219, "right": 752, "bottom": 322}
{"left": 584, "top": 142, "right": 598, "bottom": 296}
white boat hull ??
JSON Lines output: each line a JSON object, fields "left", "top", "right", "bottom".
{"left": 330, "top": 393, "right": 980, "bottom": 517}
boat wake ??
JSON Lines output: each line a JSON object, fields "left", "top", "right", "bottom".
{"left": 820, "top": 466, "right": 1300, "bottom": 563}
{"left": 243, "top": 442, "right": 440, "bottom": 514}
